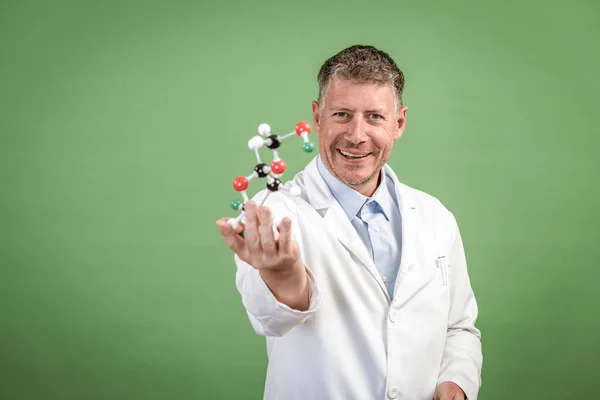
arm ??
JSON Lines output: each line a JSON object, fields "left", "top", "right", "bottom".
{"left": 235, "top": 256, "right": 320, "bottom": 337}
{"left": 437, "top": 214, "right": 483, "bottom": 400}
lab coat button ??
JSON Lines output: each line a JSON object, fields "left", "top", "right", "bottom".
{"left": 389, "top": 311, "right": 397, "bottom": 323}
{"left": 387, "top": 387, "right": 399, "bottom": 399}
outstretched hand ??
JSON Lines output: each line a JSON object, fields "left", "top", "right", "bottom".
{"left": 216, "top": 200, "right": 310, "bottom": 310}
{"left": 216, "top": 200, "right": 302, "bottom": 272}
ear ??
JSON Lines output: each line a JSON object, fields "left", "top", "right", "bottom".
{"left": 312, "top": 101, "right": 321, "bottom": 135}
{"left": 393, "top": 106, "right": 408, "bottom": 141}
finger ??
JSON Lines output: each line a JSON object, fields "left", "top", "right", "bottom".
{"left": 235, "top": 221, "right": 245, "bottom": 236}
{"left": 259, "top": 206, "right": 277, "bottom": 257}
{"left": 215, "top": 216, "right": 245, "bottom": 234}
{"left": 243, "top": 201, "right": 262, "bottom": 254}
{"left": 215, "top": 217, "right": 233, "bottom": 236}
{"left": 216, "top": 218, "right": 247, "bottom": 256}
{"left": 215, "top": 217, "right": 245, "bottom": 237}
{"left": 222, "top": 229, "right": 247, "bottom": 256}
{"left": 278, "top": 217, "right": 293, "bottom": 255}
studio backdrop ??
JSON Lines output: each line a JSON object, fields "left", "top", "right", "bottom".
{"left": 1, "top": 0, "right": 598, "bottom": 399}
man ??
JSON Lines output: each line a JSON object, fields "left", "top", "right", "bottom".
{"left": 216, "top": 45, "right": 482, "bottom": 400}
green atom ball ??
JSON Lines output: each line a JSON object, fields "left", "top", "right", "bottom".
{"left": 303, "top": 142, "right": 315, "bottom": 153}
{"left": 230, "top": 199, "right": 242, "bottom": 210}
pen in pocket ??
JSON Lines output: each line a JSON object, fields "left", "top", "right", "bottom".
{"left": 436, "top": 256, "right": 448, "bottom": 286}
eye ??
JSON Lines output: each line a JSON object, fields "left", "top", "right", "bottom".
{"left": 370, "top": 113, "right": 383, "bottom": 120}
{"left": 334, "top": 112, "right": 348, "bottom": 118}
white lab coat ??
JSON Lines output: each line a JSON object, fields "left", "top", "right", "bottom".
{"left": 235, "top": 157, "right": 482, "bottom": 400}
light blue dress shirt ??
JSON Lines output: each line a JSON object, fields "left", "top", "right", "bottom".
{"left": 316, "top": 156, "right": 403, "bottom": 299}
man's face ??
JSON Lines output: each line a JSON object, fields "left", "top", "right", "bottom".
{"left": 312, "top": 79, "right": 408, "bottom": 197}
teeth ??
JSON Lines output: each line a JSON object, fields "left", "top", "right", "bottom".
{"left": 339, "top": 149, "right": 368, "bottom": 158}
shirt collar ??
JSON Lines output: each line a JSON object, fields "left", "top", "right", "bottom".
{"left": 316, "top": 155, "right": 395, "bottom": 221}
{"left": 370, "top": 174, "right": 396, "bottom": 222}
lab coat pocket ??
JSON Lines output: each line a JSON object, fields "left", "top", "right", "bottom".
{"left": 434, "top": 256, "right": 450, "bottom": 287}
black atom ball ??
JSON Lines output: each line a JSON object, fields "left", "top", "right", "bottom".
{"left": 267, "top": 178, "right": 281, "bottom": 191}
{"left": 254, "top": 163, "right": 268, "bottom": 177}
{"left": 266, "top": 135, "right": 281, "bottom": 149}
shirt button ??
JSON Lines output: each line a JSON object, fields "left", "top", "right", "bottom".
{"left": 389, "top": 311, "right": 397, "bottom": 323}
{"left": 387, "top": 387, "right": 400, "bottom": 399}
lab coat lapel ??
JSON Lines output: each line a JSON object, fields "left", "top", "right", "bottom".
{"left": 383, "top": 164, "right": 419, "bottom": 291}
{"left": 323, "top": 204, "right": 379, "bottom": 278}
{"left": 302, "top": 158, "right": 390, "bottom": 299}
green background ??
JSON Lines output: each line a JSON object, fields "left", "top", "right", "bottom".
{"left": 1, "top": 0, "right": 599, "bottom": 398}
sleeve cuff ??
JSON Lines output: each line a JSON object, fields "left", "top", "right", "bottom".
{"left": 239, "top": 261, "right": 321, "bottom": 337}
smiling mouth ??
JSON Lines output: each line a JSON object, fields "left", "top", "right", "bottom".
{"left": 338, "top": 149, "right": 371, "bottom": 159}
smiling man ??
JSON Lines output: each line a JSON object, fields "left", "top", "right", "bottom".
{"left": 216, "top": 45, "right": 483, "bottom": 400}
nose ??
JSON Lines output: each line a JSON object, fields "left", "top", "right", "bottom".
{"left": 345, "top": 115, "right": 368, "bottom": 144}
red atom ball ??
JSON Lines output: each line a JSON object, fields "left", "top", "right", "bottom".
{"left": 233, "top": 176, "right": 249, "bottom": 191}
{"left": 270, "top": 160, "right": 287, "bottom": 174}
{"left": 295, "top": 121, "right": 311, "bottom": 136}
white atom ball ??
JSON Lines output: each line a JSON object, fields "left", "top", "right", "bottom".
{"left": 248, "top": 135, "right": 264, "bottom": 150}
{"left": 227, "top": 218, "right": 239, "bottom": 230}
{"left": 258, "top": 123, "right": 271, "bottom": 137}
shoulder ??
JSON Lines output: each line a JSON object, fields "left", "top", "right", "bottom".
{"left": 385, "top": 165, "right": 457, "bottom": 228}
{"left": 396, "top": 181, "right": 461, "bottom": 252}
{"left": 251, "top": 188, "right": 298, "bottom": 214}
{"left": 248, "top": 170, "right": 309, "bottom": 217}
{"left": 402, "top": 182, "right": 450, "bottom": 213}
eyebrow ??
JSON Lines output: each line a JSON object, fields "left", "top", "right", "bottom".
{"left": 330, "top": 105, "right": 353, "bottom": 111}
{"left": 330, "top": 106, "right": 387, "bottom": 115}
{"left": 365, "top": 109, "right": 387, "bottom": 115}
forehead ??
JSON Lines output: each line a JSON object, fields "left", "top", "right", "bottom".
{"left": 324, "top": 79, "right": 395, "bottom": 110}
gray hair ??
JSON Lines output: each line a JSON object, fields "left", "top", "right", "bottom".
{"left": 317, "top": 45, "right": 405, "bottom": 110}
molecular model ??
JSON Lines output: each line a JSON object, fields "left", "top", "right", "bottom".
{"left": 227, "top": 121, "right": 314, "bottom": 230}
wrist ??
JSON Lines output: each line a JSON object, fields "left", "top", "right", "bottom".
{"left": 260, "top": 262, "right": 310, "bottom": 311}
